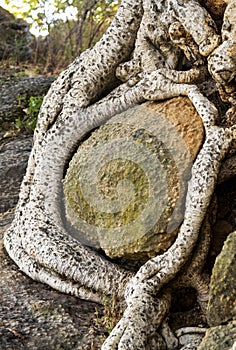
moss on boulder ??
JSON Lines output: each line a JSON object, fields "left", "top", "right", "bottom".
{"left": 198, "top": 321, "right": 236, "bottom": 350}
{"left": 63, "top": 97, "right": 204, "bottom": 259}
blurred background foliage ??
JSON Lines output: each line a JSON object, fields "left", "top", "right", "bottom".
{"left": 1, "top": 0, "right": 120, "bottom": 74}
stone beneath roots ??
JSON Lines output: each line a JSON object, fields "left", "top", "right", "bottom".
{"left": 207, "top": 231, "right": 236, "bottom": 327}
{"left": 198, "top": 321, "right": 236, "bottom": 350}
{"left": 63, "top": 97, "right": 204, "bottom": 260}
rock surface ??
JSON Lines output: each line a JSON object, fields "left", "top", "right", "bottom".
{"left": 64, "top": 97, "right": 204, "bottom": 259}
{"left": 0, "top": 135, "right": 32, "bottom": 213}
{"left": 0, "top": 6, "right": 32, "bottom": 61}
{"left": 0, "top": 69, "right": 54, "bottom": 130}
{"left": 207, "top": 231, "right": 236, "bottom": 327}
{"left": 198, "top": 321, "right": 236, "bottom": 350}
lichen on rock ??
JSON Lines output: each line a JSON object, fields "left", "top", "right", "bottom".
{"left": 207, "top": 230, "right": 236, "bottom": 327}
{"left": 63, "top": 97, "right": 204, "bottom": 259}
{"left": 197, "top": 321, "right": 236, "bottom": 350}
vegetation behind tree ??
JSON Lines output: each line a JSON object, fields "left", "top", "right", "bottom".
{"left": 2, "top": 0, "right": 120, "bottom": 74}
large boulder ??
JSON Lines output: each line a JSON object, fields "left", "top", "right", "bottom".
{"left": 0, "top": 6, "right": 32, "bottom": 61}
{"left": 198, "top": 230, "right": 236, "bottom": 349}
{"left": 207, "top": 231, "right": 236, "bottom": 326}
{"left": 64, "top": 97, "right": 204, "bottom": 260}
{"left": 198, "top": 321, "right": 236, "bottom": 350}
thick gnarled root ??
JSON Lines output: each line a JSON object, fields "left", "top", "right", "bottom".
{"left": 4, "top": 206, "right": 132, "bottom": 303}
{"left": 102, "top": 289, "right": 172, "bottom": 350}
